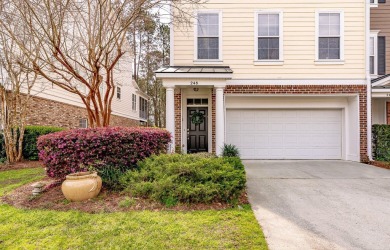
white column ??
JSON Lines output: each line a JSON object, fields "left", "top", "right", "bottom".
{"left": 215, "top": 87, "right": 225, "bottom": 156}
{"left": 166, "top": 87, "right": 175, "bottom": 153}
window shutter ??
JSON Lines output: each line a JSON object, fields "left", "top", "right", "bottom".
{"left": 378, "top": 36, "right": 386, "bottom": 75}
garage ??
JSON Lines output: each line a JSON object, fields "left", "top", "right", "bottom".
{"left": 226, "top": 109, "right": 342, "bottom": 160}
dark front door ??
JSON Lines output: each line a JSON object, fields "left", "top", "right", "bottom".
{"left": 187, "top": 107, "right": 208, "bottom": 153}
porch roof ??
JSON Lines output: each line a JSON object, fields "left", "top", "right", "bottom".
{"left": 372, "top": 74, "right": 390, "bottom": 84}
{"left": 155, "top": 66, "right": 233, "bottom": 74}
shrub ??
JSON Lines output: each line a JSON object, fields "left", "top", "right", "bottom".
{"left": 89, "top": 163, "right": 126, "bottom": 191}
{"left": 120, "top": 154, "right": 246, "bottom": 205}
{"left": 0, "top": 125, "right": 64, "bottom": 161}
{"left": 222, "top": 144, "right": 240, "bottom": 158}
{"left": 372, "top": 124, "right": 390, "bottom": 161}
{"left": 38, "top": 127, "right": 171, "bottom": 179}
{"left": 119, "top": 197, "right": 136, "bottom": 208}
{"left": 23, "top": 126, "right": 64, "bottom": 160}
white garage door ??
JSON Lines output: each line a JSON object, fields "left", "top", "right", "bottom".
{"left": 226, "top": 109, "right": 342, "bottom": 160}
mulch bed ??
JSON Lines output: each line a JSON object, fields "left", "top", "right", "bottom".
{"left": 369, "top": 161, "right": 390, "bottom": 170}
{"left": 2, "top": 181, "right": 249, "bottom": 213}
{"left": 0, "top": 161, "right": 42, "bottom": 172}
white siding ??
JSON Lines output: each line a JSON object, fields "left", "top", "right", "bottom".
{"left": 28, "top": 51, "right": 141, "bottom": 121}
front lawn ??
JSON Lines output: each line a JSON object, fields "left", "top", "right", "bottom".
{"left": 0, "top": 168, "right": 268, "bottom": 249}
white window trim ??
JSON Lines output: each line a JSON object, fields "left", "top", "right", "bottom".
{"left": 132, "top": 94, "right": 137, "bottom": 111}
{"left": 315, "top": 10, "right": 345, "bottom": 64}
{"left": 116, "top": 86, "right": 122, "bottom": 100}
{"left": 254, "top": 10, "right": 284, "bottom": 65}
{"left": 193, "top": 10, "right": 223, "bottom": 64}
{"left": 371, "top": 0, "right": 378, "bottom": 8}
{"left": 370, "top": 31, "right": 379, "bottom": 76}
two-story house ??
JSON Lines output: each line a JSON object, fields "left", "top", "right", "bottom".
{"left": 21, "top": 52, "right": 149, "bottom": 129}
{"left": 370, "top": 0, "right": 390, "bottom": 125}
{"left": 157, "top": 0, "right": 370, "bottom": 162}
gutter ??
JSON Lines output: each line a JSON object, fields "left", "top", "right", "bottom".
{"left": 366, "top": 0, "right": 373, "bottom": 160}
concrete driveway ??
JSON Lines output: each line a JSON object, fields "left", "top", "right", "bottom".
{"left": 244, "top": 160, "right": 390, "bottom": 250}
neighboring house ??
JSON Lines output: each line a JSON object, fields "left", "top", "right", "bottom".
{"left": 370, "top": 0, "right": 390, "bottom": 125}
{"left": 23, "top": 52, "right": 148, "bottom": 129}
{"left": 157, "top": 0, "right": 370, "bottom": 162}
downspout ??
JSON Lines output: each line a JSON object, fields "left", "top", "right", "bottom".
{"left": 366, "top": 0, "right": 373, "bottom": 161}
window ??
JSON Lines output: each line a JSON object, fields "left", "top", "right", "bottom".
{"left": 116, "top": 86, "right": 121, "bottom": 99}
{"left": 99, "top": 85, "right": 105, "bottom": 98}
{"left": 139, "top": 97, "right": 148, "bottom": 120}
{"left": 370, "top": 32, "right": 386, "bottom": 76}
{"left": 370, "top": 33, "right": 378, "bottom": 75}
{"left": 378, "top": 36, "right": 386, "bottom": 75}
{"left": 196, "top": 12, "right": 221, "bottom": 60}
{"left": 370, "top": 0, "right": 386, "bottom": 7}
{"left": 132, "top": 94, "right": 137, "bottom": 110}
{"left": 79, "top": 118, "right": 88, "bottom": 128}
{"left": 317, "top": 12, "right": 343, "bottom": 61}
{"left": 256, "top": 12, "right": 282, "bottom": 61}
{"left": 187, "top": 98, "right": 208, "bottom": 105}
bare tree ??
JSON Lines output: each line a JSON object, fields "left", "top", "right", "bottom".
{"left": 0, "top": 0, "right": 201, "bottom": 128}
{"left": 0, "top": 4, "right": 40, "bottom": 162}
{"left": 129, "top": 12, "right": 169, "bottom": 127}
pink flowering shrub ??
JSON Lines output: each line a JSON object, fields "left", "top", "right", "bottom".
{"left": 37, "top": 127, "right": 171, "bottom": 179}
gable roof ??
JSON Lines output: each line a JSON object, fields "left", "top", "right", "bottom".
{"left": 372, "top": 74, "right": 390, "bottom": 88}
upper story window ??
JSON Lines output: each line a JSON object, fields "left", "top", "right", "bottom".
{"left": 196, "top": 12, "right": 221, "bottom": 61}
{"left": 132, "top": 94, "right": 137, "bottom": 110}
{"left": 370, "top": 31, "right": 386, "bottom": 76}
{"left": 370, "top": 33, "right": 378, "bottom": 75}
{"left": 116, "top": 86, "right": 121, "bottom": 99}
{"left": 316, "top": 12, "right": 344, "bottom": 62}
{"left": 256, "top": 11, "right": 283, "bottom": 61}
{"left": 370, "top": 0, "right": 386, "bottom": 7}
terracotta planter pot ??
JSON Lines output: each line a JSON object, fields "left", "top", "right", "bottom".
{"left": 61, "top": 172, "right": 102, "bottom": 202}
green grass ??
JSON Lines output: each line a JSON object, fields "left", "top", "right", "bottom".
{"left": 0, "top": 168, "right": 45, "bottom": 196}
{"left": 0, "top": 168, "right": 268, "bottom": 249}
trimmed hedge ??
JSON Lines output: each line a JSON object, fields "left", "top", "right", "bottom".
{"left": 23, "top": 126, "right": 64, "bottom": 160}
{"left": 372, "top": 124, "right": 390, "bottom": 161}
{"left": 37, "top": 127, "right": 171, "bottom": 179}
{"left": 0, "top": 126, "right": 64, "bottom": 161}
{"left": 120, "top": 154, "right": 246, "bottom": 205}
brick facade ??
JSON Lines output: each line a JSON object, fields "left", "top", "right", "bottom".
{"left": 175, "top": 85, "right": 368, "bottom": 161}
{"left": 174, "top": 90, "right": 182, "bottom": 150}
{"left": 212, "top": 93, "right": 216, "bottom": 154}
{"left": 26, "top": 95, "right": 139, "bottom": 129}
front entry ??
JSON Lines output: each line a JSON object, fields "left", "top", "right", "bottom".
{"left": 387, "top": 102, "right": 390, "bottom": 125}
{"left": 187, "top": 107, "right": 208, "bottom": 153}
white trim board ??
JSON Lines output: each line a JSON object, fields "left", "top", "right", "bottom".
{"left": 226, "top": 79, "right": 366, "bottom": 85}
{"left": 157, "top": 73, "right": 232, "bottom": 79}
